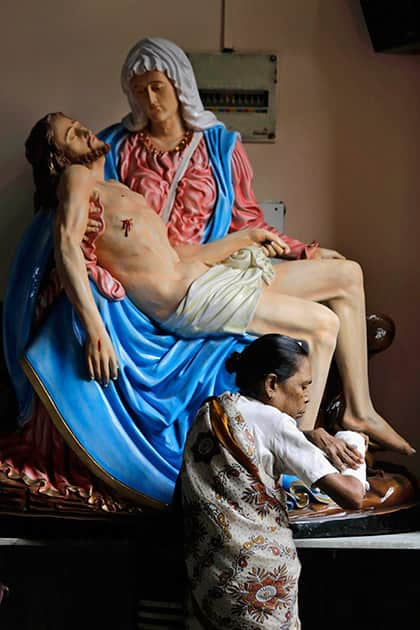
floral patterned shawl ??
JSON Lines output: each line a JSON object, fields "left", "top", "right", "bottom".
{"left": 180, "top": 392, "right": 301, "bottom": 630}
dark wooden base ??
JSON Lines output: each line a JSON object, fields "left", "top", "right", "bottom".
{"left": 0, "top": 513, "right": 418, "bottom": 629}
{"left": 290, "top": 501, "right": 420, "bottom": 538}
{"left": 1, "top": 499, "right": 418, "bottom": 542}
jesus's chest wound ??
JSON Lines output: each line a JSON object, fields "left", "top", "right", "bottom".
{"left": 121, "top": 218, "right": 134, "bottom": 237}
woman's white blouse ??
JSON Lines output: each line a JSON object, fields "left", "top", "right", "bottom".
{"left": 234, "top": 394, "right": 338, "bottom": 488}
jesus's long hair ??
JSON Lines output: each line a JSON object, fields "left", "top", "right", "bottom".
{"left": 24, "top": 112, "right": 108, "bottom": 212}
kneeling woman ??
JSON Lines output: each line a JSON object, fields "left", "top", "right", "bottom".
{"left": 179, "top": 334, "right": 368, "bottom": 629}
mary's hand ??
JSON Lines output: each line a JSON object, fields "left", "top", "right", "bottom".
{"left": 248, "top": 228, "right": 291, "bottom": 258}
{"left": 82, "top": 217, "right": 102, "bottom": 242}
{"left": 85, "top": 328, "right": 119, "bottom": 387}
{"left": 304, "top": 427, "right": 364, "bottom": 470}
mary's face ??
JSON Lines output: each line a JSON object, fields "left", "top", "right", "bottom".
{"left": 271, "top": 356, "right": 312, "bottom": 422}
{"left": 129, "top": 70, "right": 180, "bottom": 126}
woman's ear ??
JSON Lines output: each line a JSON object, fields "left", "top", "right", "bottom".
{"left": 263, "top": 373, "right": 278, "bottom": 401}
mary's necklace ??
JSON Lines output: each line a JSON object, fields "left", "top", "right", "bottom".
{"left": 139, "top": 128, "right": 193, "bottom": 156}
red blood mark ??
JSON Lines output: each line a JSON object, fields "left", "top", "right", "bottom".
{"left": 121, "top": 218, "right": 133, "bottom": 237}
{"left": 97, "top": 339, "right": 101, "bottom": 353}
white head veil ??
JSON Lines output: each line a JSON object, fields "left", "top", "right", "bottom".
{"left": 120, "top": 37, "right": 220, "bottom": 132}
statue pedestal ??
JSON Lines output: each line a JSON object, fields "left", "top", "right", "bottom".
{"left": 289, "top": 463, "right": 420, "bottom": 538}
{"left": 290, "top": 501, "right": 420, "bottom": 538}
{"left": 0, "top": 309, "right": 417, "bottom": 539}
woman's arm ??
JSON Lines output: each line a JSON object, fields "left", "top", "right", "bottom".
{"left": 267, "top": 411, "right": 368, "bottom": 510}
{"left": 54, "top": 165, "right": 118, "bottom": 385}
{"left": 303, "top": 427, "right": 364, "bottom": 471}
{"left": 312, "top": 430, "right": 368, "bottom": 509}
{"left": 315, "top": 472, "right": 365, "bottom": 510}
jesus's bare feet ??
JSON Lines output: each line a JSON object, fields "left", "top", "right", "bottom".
{"left": 340, "top": 411, "right": 415, "bottom": 456}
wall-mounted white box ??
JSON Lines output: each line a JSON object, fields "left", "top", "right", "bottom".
{"left": 260, "top": 200, "right": 285, "bottom": 232}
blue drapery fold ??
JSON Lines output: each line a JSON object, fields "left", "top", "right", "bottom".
{"left": 23, "top": 285, "right": 252, "bottom": 505}
{"left": 2, "top": 209, "right": 54, "bottom": 424}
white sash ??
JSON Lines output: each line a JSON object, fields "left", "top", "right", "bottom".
{"left": 161, "top": 131, "right": 203, "bottom": 224}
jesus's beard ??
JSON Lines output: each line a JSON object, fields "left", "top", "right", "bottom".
{"left": 71, "top": 141, "right": 110, "bottom": 167}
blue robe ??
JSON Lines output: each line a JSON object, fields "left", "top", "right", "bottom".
{"left": 2, "top": 124, "right": 256, "bottom": 508}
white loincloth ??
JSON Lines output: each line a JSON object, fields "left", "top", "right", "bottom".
{"left": 161, "top": 246, "right": 275, "bottom": 338}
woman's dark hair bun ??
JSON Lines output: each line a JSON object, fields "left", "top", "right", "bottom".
{"left": 224, "top": 334, "right": 309, "bottom": 397}
{"left": 225, "top": 352, "right": 241, "bottom": 374}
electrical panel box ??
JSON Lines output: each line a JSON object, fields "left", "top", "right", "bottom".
{"left": 187, "top": 52, "right": 278, "bottom": 143}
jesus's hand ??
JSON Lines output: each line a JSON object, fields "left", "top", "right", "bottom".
{"left": 82, "top": 217, "right": 102, "bottom": 242}
{"left": 248, "top": 228, "right": 291, "bottom": 258}
{"left": 85, "top": 327, "right": 119, "bottom": 387}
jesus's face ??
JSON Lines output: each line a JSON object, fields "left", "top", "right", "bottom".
{"left": 51, "top": 114, "right": 107, "bottom": 162}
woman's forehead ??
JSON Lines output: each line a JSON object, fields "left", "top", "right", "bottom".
{"left": 295, "top": 355, "right": 311, "bottom": 381}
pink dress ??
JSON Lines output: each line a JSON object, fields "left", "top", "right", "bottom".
{"left": 119, "top": 135, "right": 318, "bottom": 259}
